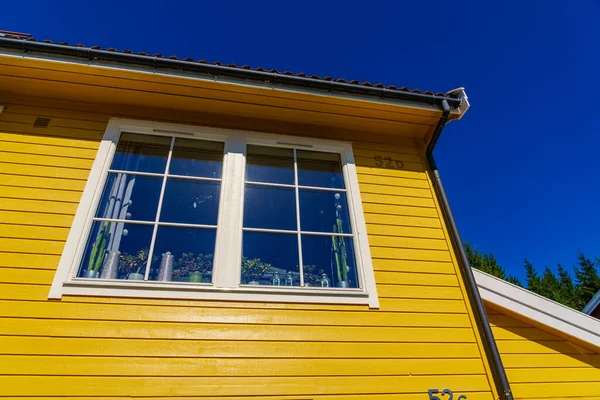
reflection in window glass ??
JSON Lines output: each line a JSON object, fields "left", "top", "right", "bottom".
{"left": 169, "top": 138, "right": 224, "bottom": 178}
{"left": 110, "top": 133, "right": 171, "bottom": 173}
{"left": 302, "top": 235, "right": 358, "bottom": 288}
{"left": 246, "top": 145, "right": 294, "bottom": 184}
{"left": 297, "top": 150, "right": 344, "bottom": 188}
{"left": 149, "top": 226, "right": 216, "bottom": 282}
{"left": 299, "top": 190, "right": 351, "bottom": 233}
{"left": 244, "top": 185, "right": 297, "bottom": 230}
{"left": 78, "top": 221, "right": 154, "bottom": 280}
{"left": 95, "top": 173, "right": 162, "bottom": 222}
{"left": 242, "top": 231, "right": 299, "bottom": 286}
{"left": 160, "top": 179, "right": 221, "bottom": 225}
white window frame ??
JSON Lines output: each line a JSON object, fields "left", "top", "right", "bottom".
{"left": 49, "top": 118, "right": 379, "bottom": 308}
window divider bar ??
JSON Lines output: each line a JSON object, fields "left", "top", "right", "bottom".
{"left": 92, "top": 217, "right": 155, "bottom": 225}
{"left": 144, "top": 136, "right": 175, "bottom": 281}
{"left": 242, "top": 227, "right": 298, "bottom": 234}
{"left": 298, "top": 185, "right": 347, "bottom": 192}
{"left": 300, "top": 231, "right": 354, "bottom": 237}
{"left": 244, "top": 180, "right": 295, "bottom": 189}
{"left": 293, "top": 148, "right": 305, "bottom": 287}
{"left": 108, "top": 169, "right": 164, "bottom": 178}
{"left": 166, "top": 174, "right": 222, "bottom": 182}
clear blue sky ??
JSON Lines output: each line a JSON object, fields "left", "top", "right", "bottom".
{"left": 2, "top": 1, "right": 599, "bottom": 282}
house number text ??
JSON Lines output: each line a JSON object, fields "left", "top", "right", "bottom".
{"left": 373, "top": 155, "right": 404, "bottom": 169}
{"left": 428, "top": 388, "right": 466, "bottom": 400}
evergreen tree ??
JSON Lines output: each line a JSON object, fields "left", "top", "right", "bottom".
{"left": 524, "top": 259, "right": 542, "bottom": 294}
{"left": 557, "top": 264, "right": 578, "bottom": 309}
{"left": 465, "top": 243, "right": 522, "bottom": 286}
{"left": 574, "top": 251, "right": 600, "bottom": 310}
{"left": 540, "top": 266, "right": 561, "bottom": 302}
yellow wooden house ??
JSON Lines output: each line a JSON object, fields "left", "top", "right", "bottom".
{"left": 0, "top": 32, "right": 599, "bottom": 400}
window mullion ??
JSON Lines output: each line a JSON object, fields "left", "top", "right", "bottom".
{"left": 293, "top": 148, "right": 305, "bottom": 287}
{"left": 213, "top": 137, "right": 246, "bottom": 288}
{"left": 144, "top": 136, "right": 175, "bottom": 280}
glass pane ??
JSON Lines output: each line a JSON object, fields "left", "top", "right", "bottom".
{"left": 95, "top": 173, "right": 162, "bottom": 222}
{"left": 169, "top": 138, "right": 224, "bottom": 178}
{"left": 302, "top": 235, "right": 359, "bottom": 288}
{"left": 242, "top": 231, "right": 299, "bottom": 286}
{"left": 149, "top": 226, "right": 216, "bottom": 283}
{"left": 246, "top": 145, "right": 294, "bottom": 184}
{"left": 160, "top": 179, "right": 220, "bottom": 225}
{"left": 78, "top": 221, "right": 154, "bottom": 280}
{"left": 297, "top": 150, "right": 344, "bottom": 189}
{"left": 111, "top": 133, "right": 171, "bottom": 173}
{"left": 244, "top": 185, "right": 296, "bottom": 230}
{"left": 299, "top": 190, "right": 352, "bottom": 233}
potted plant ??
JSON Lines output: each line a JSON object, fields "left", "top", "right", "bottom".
{"left": 241, "top": 257, "right": 271, "bottom": 284}
{"left": 120, "top": 248, "right": 151, "bottom": 280}
{"left": 302, "top": 264, "right": 326, "bottom": 287}
{"left": 173, "top": 253, "right": 213, "bottom": 283}
{"left": 84, "top": 222, "right": 111, "bottom": 278}
{"left": 332, "top": 193, "right": 350, "bottom": 287}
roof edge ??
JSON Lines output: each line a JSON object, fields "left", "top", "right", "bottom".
{"left": 0, "top": 36, "right": 462, "bottom": 110}
{"left": 474, "top": 269, "right": 600, "bottom": 349}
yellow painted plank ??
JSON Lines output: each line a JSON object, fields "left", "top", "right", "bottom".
{"left": 491, "top": 326, "right": 562, "bottom": 341}
{"left": 0, "top": 139, "right": 98, "bottom": 159}
{"left": 0, "top": 173, "right": 86, "bottom": 191}
{"left": 0, "top": 121, "right": 102, "bottom": 143}
{"left": 356, "top": 157, "right": 425, "bottom": 173}
{"left": 0, "top": 252, "right": 60, "bottom": 269}
{"left": 0, "top": 197, "right": 78, "bottom": 215}
{"left": 363, "top": 204, "right": 438, "bottom": 218}
{"left": 1, "top": 111, "right": 109, "bottom": 131}
{"left": 353, "top": 141, "right": 420, "bottom": 155}
{"left": 0, "top": 283, "right": 49, "bottom": 301}
{"left": 1, "top": 102, "right": 110, "bottom": 122}
{"left": 362, "top": 192, "right": 435, "bottom": 208}
{"left": 370, "top": 247, "right": 452, "bottom": 262}
{"left": 360, "top": 183, "right": 431, "bottom": 198}
{"left": 374, "top": 271, "right": 458, "bottom": 287}
{"left": 501, "top": 353, "right": 600, "bottom": 368}
{"left": 0, "top": 267, "right": 57, "bottom": 284}
{"left": 379, "top": 298, "right": 466, "bottom": 313}
{"left": 0, "top": 210, "right": 75, "bottom": 228}
{"left": 365, "top": 213, "right": 441, "bottom": 228}
{"left": 0, "top": 317, "right": 474, "bottom": 342}
{"left": 132, "top": 395, "right": 495, "bottom": 400}
{"left": 0, "top": 336, "right": 482, "bottom": 359}
{"left": 368, "top": 235, "right": 448, "bottom": 250}
{"left": 506, "top": 367, "right": 600, "bottom": 383}
{"left": 0, "top": 375, "right": 491, "bottom": 397}
{"left": 358, "top": 173, "right": 430, "bottom": 188}
{"left": 356, "top": 165, "right": 427, "bottom": 180}
{"left": 353, "top": 148, "right": 423, "bottom": 163}
{"left": 0, "top": 300, "right": 473, "bottom": 327}
{"left": 0, "top": 236, "right": 67, "bottom": 254}
{"left": 0, "top": 223, "right": 70, "bottom": 241}
{"left": 496, "top": 340, "right": 594, "bottom": 355}
{"left": 0, "top": 355, "right": 486, "bottom": 376}
{"left": 0, "top": 130, "right": 99, "bottom": 150}
{"left": 511, "top": 382, "right": 600, "bottom": 399}
{"left": 0, "top": 150, "right": 93, "bottom": 169}
{"left": 0, "top": 162, "right": 90, "bottom": 180}
{"left": 366, "top": 224, "right": 445, "bottom": 239}
{"left": 0, "top": 185, "right": 83, "bottom": 203}
{"left": 372, "top": 259, "right": 455, "bottom": 274}
{"left": 488, "top": 314, "right": 532, "bottom": 328}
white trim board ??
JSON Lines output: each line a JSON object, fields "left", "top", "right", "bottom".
{"left": 474, "top": 269, "right": 600, "bottom": 349}
{"left": 582, "top": 289, "right": 600, "bottom": 315}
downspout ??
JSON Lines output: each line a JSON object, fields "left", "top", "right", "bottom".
{"left": 426, "top": 99, "right": 514, "bottom": 400}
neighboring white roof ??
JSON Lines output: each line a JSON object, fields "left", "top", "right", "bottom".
{"left": 582, "top": 289, "right": 600, "bottom": 315}
{"left": 474, "top": 269, "right": 600, "bottom": 349}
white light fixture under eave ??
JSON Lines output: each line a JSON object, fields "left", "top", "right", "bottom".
{"left": 0, "top": 105, "right": 4, "bottom": 115}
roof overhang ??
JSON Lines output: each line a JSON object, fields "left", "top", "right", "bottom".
{"left": 0, "top": 37, "right": 468, "bottom": 142}
{"left": 475, "top": 269, "right": 600, "bottom": 350}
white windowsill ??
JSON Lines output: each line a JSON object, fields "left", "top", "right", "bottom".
{"left": 57, "top": 279, "right": 375, "bottom": 307}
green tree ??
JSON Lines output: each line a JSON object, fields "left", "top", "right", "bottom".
{"left": 574, "top": 251, "right": 600, "bottom": 310}
{"left": 465, "top": 243, "right": 522, "bottom": 286}
{"left": 539, "top": 266, "right": 561, "bottom": 302}
{"left": 524, "top": 259, "right": 542, "bottom": 294}
{"left": 556, "top": 264, "right": 578, "bottom": 309}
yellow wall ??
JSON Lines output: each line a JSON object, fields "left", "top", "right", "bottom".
{"left": 0, "top": 95, "right": 497, "bottom": 399}
{"left": 487, "top": 303, "right": 600, "bottom": 399}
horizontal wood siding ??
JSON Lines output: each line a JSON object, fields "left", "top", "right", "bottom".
{"left": 0, "top": 97, "right": 495, "bottom": 399}
{"left": 487, "top": 303, "right": 600, "bottom": 399}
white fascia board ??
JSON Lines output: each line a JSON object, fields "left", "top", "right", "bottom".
{"left": 474, "top": 269, "right": 600, "bottom": 349}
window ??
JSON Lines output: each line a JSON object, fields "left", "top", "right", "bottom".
{"left": 50, "top": 119, "right": 379, "bottom": 307}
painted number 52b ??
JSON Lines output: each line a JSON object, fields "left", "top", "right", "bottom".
{"left": 428, "top": 388, "right": 466, "bottom": 400}
{"left": 373, "top": 155, "right": 404, "bottom": 169}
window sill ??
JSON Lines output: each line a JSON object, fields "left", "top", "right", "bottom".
{"left": 51, "top": 279, "right": 379, "bottom": 308}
